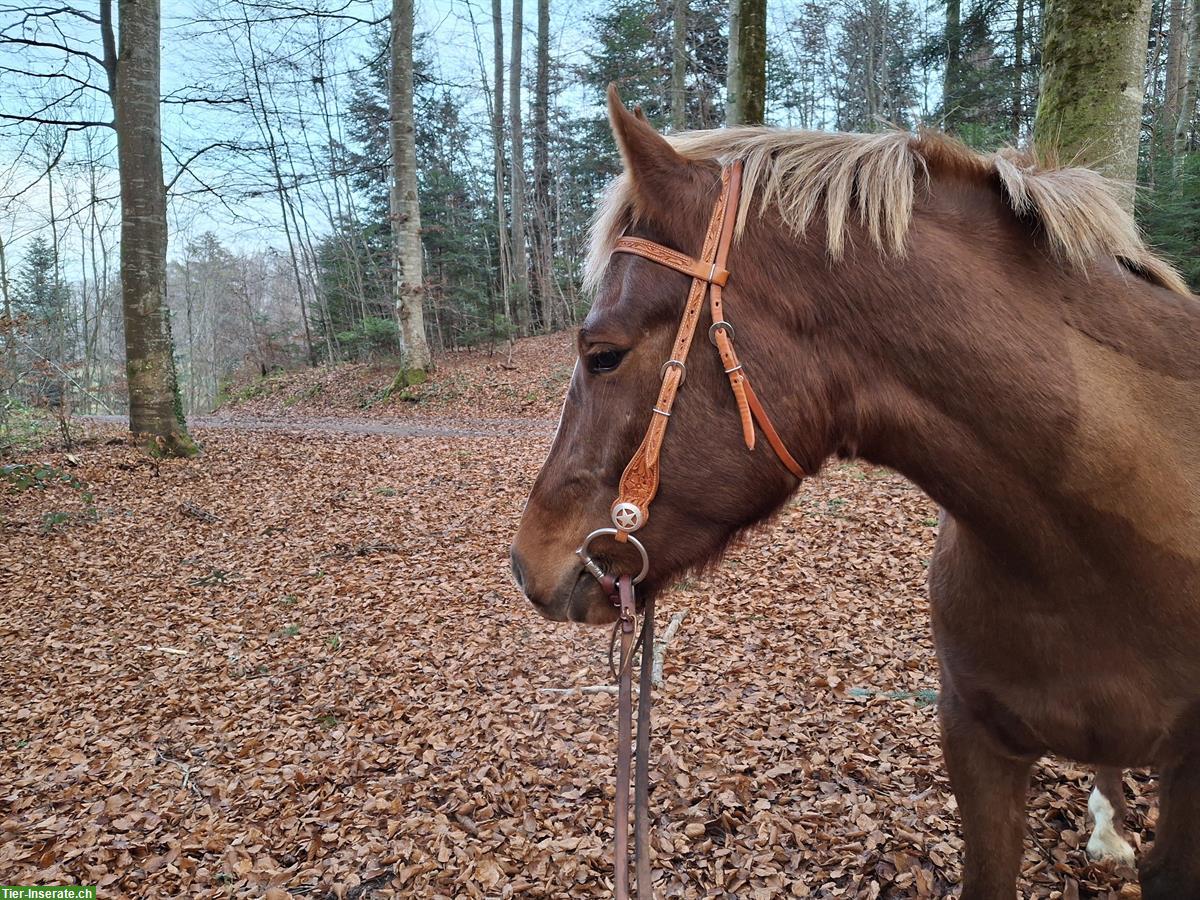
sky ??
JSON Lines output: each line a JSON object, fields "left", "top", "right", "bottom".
{"left": 0, "top": 0, "right": 606, "bottom": 276}
{"left": 1, "top": 0, "right": 950, "bottom": 282}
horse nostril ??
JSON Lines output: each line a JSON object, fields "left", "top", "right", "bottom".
{"left": 510, "top": 548, "right": 527, "bottom": 592}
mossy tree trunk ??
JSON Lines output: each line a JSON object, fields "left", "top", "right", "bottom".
{"left": 389, "top": 0, "right": 432, "bottom": 374}
{"left": 726, "top": 0, "right": 766, "bottom": 126}
{"left": 113, "top": 0, "right": 196, "bottom": 457}
{"left": 0, "top": 233, "right": 14, "bottom": 379}
{"left": 1034, "top": 0, "right": 1154, "bottom": 213}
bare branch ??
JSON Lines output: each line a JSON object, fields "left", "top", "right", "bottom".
{"left": 0, "top": 111, "right": 113, "bottom": 129}
{"left": 0, "top": 5, "right": 103, "bottom": 27}
{"left": 161, "top": 95, "right": 250, "bottom": 107}
{"left": 0, "top": 36, "right": 105, "bottom": 68}
{"left": 0, "top": 64, "right": 106, "bottom": 93}
{"left": 164, "top": 141, "right": 246, "bottom": 193}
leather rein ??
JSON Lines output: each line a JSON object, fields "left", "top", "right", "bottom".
{"left": 574, "top": 160, "right": 806, "bottom": 898}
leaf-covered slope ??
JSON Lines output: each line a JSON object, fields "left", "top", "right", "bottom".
{"left": 216, "top": 333, "right": 576, "bottom": 421}
{"left": 0, "top": 418, "right": 1151, "bottom": 898}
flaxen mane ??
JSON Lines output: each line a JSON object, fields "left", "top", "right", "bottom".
{"left": 586, "top": 127, "right": 1189, "bottom": 296}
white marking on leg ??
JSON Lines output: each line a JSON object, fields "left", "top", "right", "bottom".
{"left": 1086, "top": 785, "right": 1136, "bottom": 866}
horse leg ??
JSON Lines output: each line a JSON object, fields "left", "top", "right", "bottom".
{"left": 1140, "top": 750, "right": 1200, "bottom": 900}
{"left": 939, "top": 688, "right": 1036, "bottom": 900}
{"left": 1086, "top": 766, "right": 1136, "bottom": 866}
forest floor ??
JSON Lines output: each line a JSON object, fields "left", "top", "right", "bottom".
{"left": 214, "top": 332, "right": 577, "bottom": 423}
{"left": 2, "top": 332, "right": 1151, "bottom": 899}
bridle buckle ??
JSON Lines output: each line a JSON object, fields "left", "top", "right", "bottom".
{"left": 660, "top": 359, "right": 687, "bottom": 384}
{"left": 708, "top": 320, "right": 735, "bottom": 346}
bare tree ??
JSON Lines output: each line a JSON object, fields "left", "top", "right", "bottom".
{"left": 491, "top": 0, "right": 511, "bottom": 323}
{"left": 509, "top": 0, "right": 530, "bottom": 333}
{"left": 943, "top": 0, "right": 962, "bottom": 129}
{"left": 1165, "top": 0, "right": 1189, "bottom": 143}
{"left": 112, "top": 0, "right": 196, "bottom": 454}
{"left": 231, "top": 8, "right": 321, "bottom": 366}
{"left": 1012, "top": 0, "right": 1026, "bottom": 139}
{"left": 0, "top": 231, "right": 14, "bottom": 379}
{"left": 530, "top": 0, "right": 556, "bottom": 330}
{"left": 0, "top": 0, "right": 196, "bottom": 453}
{"left": 390, "top": 0, "right": 431, "bottom": 374}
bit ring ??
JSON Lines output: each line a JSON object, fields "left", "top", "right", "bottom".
{"left": 575, "top": 528, "right": 649, "bottom": 584}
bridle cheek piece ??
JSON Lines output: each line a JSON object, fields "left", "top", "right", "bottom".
{"left": 572, "top": 160, "right": 806, "bottom": 899}
{"left": 602, "top": 159, "right": 804, "bottom": 545}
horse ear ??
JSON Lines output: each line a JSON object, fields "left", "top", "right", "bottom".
{"left": 607, "top": 84, "right": 696, "bottom": 216}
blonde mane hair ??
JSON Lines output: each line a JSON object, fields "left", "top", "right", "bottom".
{"left": 586, "top": 127, "right": 1189, "bottom": 296}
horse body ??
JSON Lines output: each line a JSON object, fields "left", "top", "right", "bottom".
{"left": 511, "top": 89, "right": 1200, "bottom": 898}
{"left": 739, "top": 155, "right": 1200, "bottom": 896}
{"left": 905, "top": 237, "right": 1200, "bottom": 893}
{"left": 851, "top": 182, "right": 1200, "bottom": 765}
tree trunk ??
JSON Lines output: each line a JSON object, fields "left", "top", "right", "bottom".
{"left": 491, "top": 0, "right": 510, "bottom": 324}
{"left": 1034, "top": 0, "right": 1154, "bottom": 213}
{"left": 390, "top": 0, "right": 431, "bottom": 373}
{"left": 1012, "top": 0, "right": 1025, "bottom": 139}
{"left": 1165, "top": 0, "right": 1189, "bottom": 141}
{"left": 0, "top": 234, "right": 14, "bottom": 379}
{"left": 945, "top": 0, "right": 961, "bottom": 127}
{"left": 671, "top": 0, "right": 688, "bottom": 130}
{"left": 726, "top": 0, "right": 766, "bottom": 125}
{"left": 1176, "top": 0, "right": 1199, "bottom": 156}
{"left": 509, "top": 0, "right": 530, "bottom": 332}
{"left": 531, "top": 0, "right": 555, "bottom": 330}
{"left": 114, "top": 0, "right": 196, "bottom": 456}
{"left": 879, "top": 1, "right": 891, "bottom": 121}
{"left": 727, "top": 0, "right": 741, "bottom": 125}
{"left": 866, "top": 12, "right": 878, "bottom": 122}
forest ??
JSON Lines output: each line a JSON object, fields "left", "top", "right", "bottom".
{"left": 3, "top": 1, "right": 1200, "bottom": 898}
{"left": 3, "top": 0, "right": 1199, "bottom": 449}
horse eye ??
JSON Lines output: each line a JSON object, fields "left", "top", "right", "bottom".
{"left": 588, "top": 349, "right": 626, "bottom": 374}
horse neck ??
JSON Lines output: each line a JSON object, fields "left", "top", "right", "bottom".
{"left": 758, "top": 188, "right": 1200, "bottom": 569}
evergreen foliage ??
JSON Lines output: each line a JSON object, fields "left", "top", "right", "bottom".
{"left": 7, "top": 0, "right": 1200, "bottom": 427}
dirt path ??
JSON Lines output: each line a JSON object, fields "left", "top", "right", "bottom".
{"left": 82, "top": 413, "right": 557, "bottom": 440}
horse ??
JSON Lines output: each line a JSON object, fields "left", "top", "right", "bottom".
{"left": 510, "top": 86, "right": 1200, "bottom": 899}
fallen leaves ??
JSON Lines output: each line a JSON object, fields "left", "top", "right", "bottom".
{"left": 217, "top": 332, "right": 575, "bottom": 423}
{"left": 0, "top": 335, "right": 1156, "bottom": 898}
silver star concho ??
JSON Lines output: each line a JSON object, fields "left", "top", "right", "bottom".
{"left": 611, "top": 502, "right": 644, "bottom": 532}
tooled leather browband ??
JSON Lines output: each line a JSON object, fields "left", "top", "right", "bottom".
{"left": 607, "top": 160, "right": 806, "bottom": 541}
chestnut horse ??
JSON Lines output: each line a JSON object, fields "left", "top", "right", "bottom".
{"left": 511, "top": 88, "right": 1200, "bottom": 899}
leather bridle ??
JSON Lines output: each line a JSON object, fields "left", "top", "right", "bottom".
{"left": 574, "top": 160, "right": 805, "bottom": 898}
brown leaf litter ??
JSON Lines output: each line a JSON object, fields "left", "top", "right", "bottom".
{"left": 1, "top": 335, "right": 1154, "bottom": 898}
